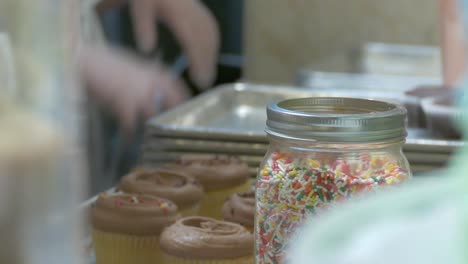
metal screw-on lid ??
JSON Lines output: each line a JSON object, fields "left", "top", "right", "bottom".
{"left": 266, "top": 97, "right": 407, "bottom": 143}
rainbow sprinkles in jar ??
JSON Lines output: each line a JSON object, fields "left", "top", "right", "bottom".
{"left": 255, "top": 97, "right": 411, "bottom": 264}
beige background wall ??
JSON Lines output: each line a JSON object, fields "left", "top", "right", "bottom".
{"left": 244, "top": 0, "right": 439, "bottom": 84}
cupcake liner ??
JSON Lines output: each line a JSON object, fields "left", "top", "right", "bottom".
{"left": 92, "top": 229, "right": 160, "bottom": 264}
{"left": 247, "top": 178, "right": 257, "bottom": 192}
{"left": 244, "top": 226, "right": 254, "bottom": 233}
{"left": 179, "top": 203, "right": 201, "bottom": 217}
{"left": 162, "top": 252, "right": 254, "bottom": 264}
{"left": 199, "top": 182, "right": 251, "bottom": 219}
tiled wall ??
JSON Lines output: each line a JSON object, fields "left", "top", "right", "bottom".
{"left": 244, "top": 0, "right": 439, "bottom": 83}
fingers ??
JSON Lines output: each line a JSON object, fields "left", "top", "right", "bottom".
{"left": 130, "top": 0, "right": 158, "bottom": 53}
{"left": 80, "top": 44, "right": 191, "bottom": 135}
{"left": 151, "top": 64, "right": 191, "bottom": 109}
{"left": 80, "top": 45, "right": 153, "bottom": 133}
{"left": 119, "top": 100, "right": 138, "bottom": 136}
{"left": 141, "top": 75, "right": 159, "bottom": 119}
{"left": 162, "top": 78, "right": 190, "bottom": 108}
{"left": 158, "top": 0, "right": 219, "bottom": 88}
{"left": 130, "top": 0, "right": 220, "bottom": 88}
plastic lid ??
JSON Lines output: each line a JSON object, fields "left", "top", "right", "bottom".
{"left": 266, "top": 97, "right": 407, "bottom": 143}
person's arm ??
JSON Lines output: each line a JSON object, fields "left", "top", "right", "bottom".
{"left": 81, "top": 0, "right": 219, "bottom": 133}
{"left": 99, "top": 0, "right": 219, "bottom": 89}
{"left": 96, "top": 0, "right": 126, "bottom": 13}
{"left": 79, "top": 44, "right": 189, "bottom": 134}
{"left": 131, "top": 0, "right": 219, "bottom": 89}
{"left": 439, "top": 0, "right": 465, "bottom": 87}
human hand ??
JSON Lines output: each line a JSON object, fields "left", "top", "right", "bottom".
{"left": 79, "top": 44, "right": 190, "bottom": 134}
{"left": 439, "top": 0, "right": 465, "bottom": 87}
{"left": 130, "top": 0, "right": 219, "bottom": 89}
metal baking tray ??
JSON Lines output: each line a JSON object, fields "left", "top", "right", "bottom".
{"left": 146, "top": 83, "right": 462, "bottom": 151}
{"left": 142, "top": 138, "right": 269, "bottom": 155}
{"left": 142, "top": 136, "right": 452, "bottom": 165}
{"left": 145, "top": 129, "right": 462, "bottom": 155}
{"left": 141, "top": 151, "right": 264, "bottom": 167}
{"left": 147, "top": 83, "right": 406, "bottom": 142}
{"left": 140, "top": 149, "right": 443, "bottom": 175}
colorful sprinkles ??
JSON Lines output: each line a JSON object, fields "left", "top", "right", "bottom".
{"left": 255, "top": 150, "right": 410, "bottom": 264}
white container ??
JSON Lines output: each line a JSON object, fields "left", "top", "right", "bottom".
{"left": 403, "top": 86, "right": 446, "bottom": 128}
{"left": 421, "top": 94, "right": 463, "bottom": 139}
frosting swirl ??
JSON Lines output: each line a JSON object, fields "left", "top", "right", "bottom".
{"left": 160, "top": 216, "right": 253, "bottom": 259}
{"left": 119, "top": 168, "right": 204, "bottom": 210}
{"left": 222, "top": 191, "right": 255, "bottom": 228}
{"left": 166, "top": 155, "right": 250, "bottom": 191}
{"left": 90, "top": 193, "right": 179, "bottom": 235}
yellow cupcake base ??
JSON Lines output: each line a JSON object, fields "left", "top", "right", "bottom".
{"left": 92, "top": 229, "right": 160, "bottom": 264}
{"left": 199, "top": 181, "right": 251, "bottom": 219}
{"left": 162, "top": 252, "right": 254, "bottom": 264}
{"left": 179, "top": 203, "right": 201, "bottom": 217}
{"left": 247, "top": 178, "right": 257, "bottom": 191}
{"left": 244, "top": 226, "right": 254, "bottom": 233}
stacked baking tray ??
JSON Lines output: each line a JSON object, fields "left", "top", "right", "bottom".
{"left": 141, "top": 83, "right": 463, "bottom": 175}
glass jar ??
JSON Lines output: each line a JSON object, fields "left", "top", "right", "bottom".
{"left": 255, "top": 97, "right": 412, "bottom": 264}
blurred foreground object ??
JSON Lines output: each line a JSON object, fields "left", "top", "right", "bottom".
{"left": 0, "top": 103, "right": 64, "bottom": 263}
{"left": 290, "top": 175, "right": 466, "bottom": 264}
{"left": 0, "top": 0, "right": 86, "bottom": 263}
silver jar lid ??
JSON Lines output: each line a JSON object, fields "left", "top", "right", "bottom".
{"left": 266, "top": 97, "right": 407, "bottom": 143}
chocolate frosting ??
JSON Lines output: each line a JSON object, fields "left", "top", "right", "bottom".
{"left": 160, "top": 216, "right": 253, "bottom": 259}
{"left": 119, "top": 168, "right": 204, "bottom": 210}
{"left": 222, "top": 191, "right": 255, "bottom": 227}
{"left": 165, "top": 155, "right": 250, "bottom": 191}
{"left": 90, "top": 193, "right": 179, "bottom": 235}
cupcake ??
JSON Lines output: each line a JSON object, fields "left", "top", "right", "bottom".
{"left": 90, "top": 193, "right": 179, "bottom": 264}
{"left": 119, "top": 168, "right": 204, "bottom": 216}
{"left": 160, "top": 216, "right": 254, "bottom": 264}
{"left": 222, "top": 191, "right": 255, "bottom": 232}
{"left": 167, "top": 155, "right": 251, "bottom": 219}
